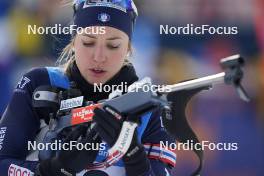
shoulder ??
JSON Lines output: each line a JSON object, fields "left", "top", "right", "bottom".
{"left": 23, "top": 67, "right": 49, "bottom": 85}
{"left": 14, "top": 67, "right": 50, "bottom": 94}
{"left": 17, "top": 67, "right": 70, "bottom": 91}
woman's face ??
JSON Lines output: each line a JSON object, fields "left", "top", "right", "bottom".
{"left": 74, "top": 26, "right": 129, "bottom": 84}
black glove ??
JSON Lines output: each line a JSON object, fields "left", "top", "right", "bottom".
{"left": 93, "top": 107, "right": 151, "bottom": 176}
{"left": 35, "top": 125, "right": 101, "bottom": 176}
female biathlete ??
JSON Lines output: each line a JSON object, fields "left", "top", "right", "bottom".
{"left": 0, "top": 0, "right": 176, "bottom": 176}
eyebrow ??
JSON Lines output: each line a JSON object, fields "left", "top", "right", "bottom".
{"left": 82, "top": 34, "right": 97, "bottom": 39}
{"left": 82, "top": 34, "right": 121, "bottom": 40}
{"left": 106, "top": 37, "right": 122, "bottom": 40}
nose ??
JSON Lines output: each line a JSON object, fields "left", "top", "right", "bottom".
{"left": 93, "top": 45, "right": 106, "bottom": 63}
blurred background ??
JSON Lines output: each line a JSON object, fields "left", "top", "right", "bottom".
{"left": 0, "top": 0, "right": 263, "bottom": 175}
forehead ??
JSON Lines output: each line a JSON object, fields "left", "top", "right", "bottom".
{"left": 78, "top": 26, "right": 128, "bottom": 40}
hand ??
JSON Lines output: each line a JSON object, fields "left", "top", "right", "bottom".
{"left": 93, "top": 107, "right": 151, "bottom": 176}
{"left": 35, "top": 125, "right": 101, "bottom": 176}
{"left": 93, "top": 107, "right": 139, "bottom": 155}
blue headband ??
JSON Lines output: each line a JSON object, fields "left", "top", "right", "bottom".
{"left": 73, "top": 1, "right": 137, "bottom": 39}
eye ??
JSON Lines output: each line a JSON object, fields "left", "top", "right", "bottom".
{"left": 82, "top": 42, "right": 95, "bottom": 47}
{"left": 107, "top": 44, "right": 120, "bottom": 50}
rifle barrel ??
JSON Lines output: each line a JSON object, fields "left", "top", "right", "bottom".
{"left": 158, "top": 72, "right": 225, "bottom": 94}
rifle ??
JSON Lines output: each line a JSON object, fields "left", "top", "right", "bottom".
{"left": 31, "top": 54, "right": 249, "bottom": 175}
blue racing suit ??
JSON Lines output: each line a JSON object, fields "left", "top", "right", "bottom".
{"left": 0, "top": 67, "right": 176, "bottom": 176}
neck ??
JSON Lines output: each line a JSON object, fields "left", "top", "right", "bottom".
{"left": 68, "top": 61, "right": 138, "bottom": 102}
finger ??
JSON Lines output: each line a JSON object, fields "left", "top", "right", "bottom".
{"left": 80, "top": 134, "right": 101, "bottom": 149}
{"left": 94, "top": 108, "right": 121, "bottom": 130}
{"left": 93, "top": 108, "right": 119, "bottom": 130}
{"left": 93, "top": 109, "right": 113, "bottom": 130}
{"left": 64, "top": 125, "right": 86, "bottom": 143}
{"left": 94, "top": 125, "right": 115, "bottom": 146}
{"left": 81, "top": 128, "right": 101, "bottom": 144}
{"left": 93, "top": 119, "right": 118, "bottom": 140}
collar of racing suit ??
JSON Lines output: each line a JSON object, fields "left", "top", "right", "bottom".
{"left": 67, "top": 61, "right": 139, "bottom": 103}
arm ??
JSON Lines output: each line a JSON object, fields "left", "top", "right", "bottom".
{"left": 140, "top": 109, "right": 176, "bottom": 176}
{"left": 0, "top": 68, "right": 49, "bottom": 175}
{"left": 0, "top": 68, "right": 101, "bottom": 176}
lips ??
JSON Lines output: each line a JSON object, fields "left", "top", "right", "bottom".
{"left": 89, "top": 68, "right": 106, "bottom": 77}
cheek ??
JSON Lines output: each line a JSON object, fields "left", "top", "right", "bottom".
{"left": 75, "top": 45, "right": 93, "bottom": 65}
{"left": 107, "top": 50, "right": 126, "bottom": 69}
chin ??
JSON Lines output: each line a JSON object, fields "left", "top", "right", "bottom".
{"left": 85, "top": 72, "right": 113, "bottom": 85}
{"left": 88, "top": 78, "right": 108, "bottom": 85}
